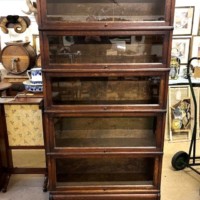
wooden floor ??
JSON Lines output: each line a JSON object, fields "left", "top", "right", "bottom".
{"left": 0, "top": 140, "right": 200, "bottom": 200}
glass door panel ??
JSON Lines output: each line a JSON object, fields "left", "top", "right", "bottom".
{"left": 53, "top": 116, "right": 157, "bottom": 148}
{"left": 50, "top": 76, "right": 161, "bottom": 105}
{"left": 46, "top": 0, "right": 166, "bottom": 23}
{"left": 47, "top": 34, "right": 164, "bottom": 65}
{"left": 56, "top": 157, "right": 154, "bottom": 186}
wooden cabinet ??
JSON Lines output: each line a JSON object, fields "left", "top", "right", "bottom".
{"left": 2, "top": 98, "right": 45, "bottom": 173}
{"left": 0, "top": 97, "right": 46, "bottom": 192}
{"left": 37, "top": 0, "right": 175, "bottom": 199}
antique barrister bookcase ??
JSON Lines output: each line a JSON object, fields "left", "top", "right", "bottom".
{"left": 37, "top": 0, "right": 175, "bottom": 199}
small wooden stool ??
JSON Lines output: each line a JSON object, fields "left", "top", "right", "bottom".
{"left": 0, "top": 82, "right": 12, "bottom": 97}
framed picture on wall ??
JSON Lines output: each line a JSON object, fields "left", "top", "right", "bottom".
{"left": 171, "top": 38, "right": 191, "bottom": 64}
{"left": 32, "top": 34, "right": 40, "bottom": 55}
{"left": 173, "top": 7, "right": 194, "bottom": 35}
{"left": 191, "top": 36, "right": 200, "bottom": 57}
{"left": 191, "top": 36, "right": 200, "bottom": 66}
{"left": 198, "top": 17, "right": 200, "bottom": 35}
{"left": 0, "top": 36, "right": 1, "bottom": 62}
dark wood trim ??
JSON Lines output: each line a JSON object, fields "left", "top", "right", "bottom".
{"left": 11, "top": 167, "right": 46, "bottom": 174}
{"left": 0, "top": 104, "right": 10, "bottom": 192}
{"left": 49, "top": 194, "right": 159, "bottom": 200}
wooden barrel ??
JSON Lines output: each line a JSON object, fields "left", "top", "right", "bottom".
{"left": 1, "top": 42, "right": 36, "bottom": 74}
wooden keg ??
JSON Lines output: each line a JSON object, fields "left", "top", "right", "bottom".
{"left": 1, "top": 41, "right": 36, "bottom": 74}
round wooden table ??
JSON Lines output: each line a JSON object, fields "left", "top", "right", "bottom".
{"left": 0, "top": 82, "right": 12, "bottom": 96}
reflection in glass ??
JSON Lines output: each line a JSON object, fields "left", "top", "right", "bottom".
{"left": 51, "top": 76, "right": 160, "bottom": 105}
{"left": 56, "top": 157, "right": 154, "bottom": 186}
{"left": 48, "top": 35, "right": 163, "bottom": 64}
{"left": 54, "top": 116, "right": 157, "bottom": 147}
{"left": 46, "top": 0, "right": 166, "bottom": 22}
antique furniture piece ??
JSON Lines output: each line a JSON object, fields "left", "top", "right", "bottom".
{"left": 2, "top": 74, "right": 29, "bottom": 97}
{"left": 37, "top": 0, "right": 175, "bottom": 199}
{"left": 0, "top": 95, "right": 47, "bottom": 192}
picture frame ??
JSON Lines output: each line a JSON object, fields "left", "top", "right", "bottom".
{"left": 191, "top": 36, "right": 200, "bottom": 58}
{"left": 0, "top": 36, "right": 1, "bottom": 62}
{"left": 32, "top": 34, "right": 40, "bottom": 55}
{"left": 191, "top": 36, "right": 200, "bottom": 66}
{"left": 198, "top": 18, "right": 200, "bottom": 35}
{"left": 198, "top": 28, "right": 200, "bottom": 36}
{"left": 173, "top": 6, "right": 194, "bottom": 35}
{"left": 171, "top": 38, "right": 191, "bottom": 64}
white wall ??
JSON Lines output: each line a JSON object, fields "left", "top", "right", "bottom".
{"left": 0, "top": 0, "right": 38, "bottom": 73}
{"left": 0, "top": 0, "right": 38, "bottom": 49}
